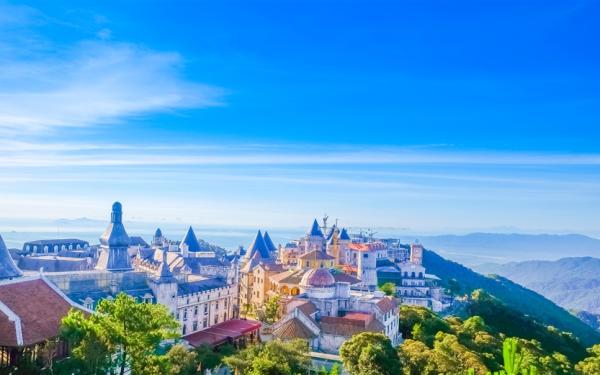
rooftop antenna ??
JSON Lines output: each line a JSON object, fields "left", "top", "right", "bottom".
{"left": 322, "top": 214, "right": 329, "bottom": 234}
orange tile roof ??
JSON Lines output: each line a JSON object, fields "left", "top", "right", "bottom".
{"left": 347, "top": 242, "right": 387, "bottom": 252}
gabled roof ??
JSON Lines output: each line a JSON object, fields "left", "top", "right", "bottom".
{"left": 309, "top": 219, "right": 323, "bottom": 237}
{"left": 272, "top": 317, "right": 317, "bottom": 339}
{"left": 0, "top": 276, "right": 89, "bottom": 347}
{"left": 339, "top": 228, "right": 351, "bottom": 241}
{"left": 263, "top": 231, "right": 277, "bottom": 252}
{"left": 180, "top": 226, "right": 202, "bottom": 252}
{"left": 0, "top": 234, "right": 22, "bottom": 280}
{"left": 298, "top": 250, "right": 334, "bottom": 261}
{"left": 244, "top": 230, "right": 271, "bottom": 261}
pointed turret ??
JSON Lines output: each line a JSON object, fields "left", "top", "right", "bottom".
{"left": 263, "top": 231, "right": 277, "bottom": 252}
{"left": 156, "top": 249, "right": 174, "bottom": 281}
{"left": 339, "top": 228, "right": 351, "bottom": 241}
{"left": 180, "top": 226, "right": 202, "bottom": 253}
{"left": 96, "top": 202, "right": 132, "bottom": 271}
{"left": 0, "top": 234, "right": 22, "bottom": 280}
{"left": 244, "top": 230, "right": 271, "bottom": 261}
{"left": 309, "top": 219, "right": 324, "bottom": 237}
{"left": 326, "top": 225, "right": 337, "bottom": 241}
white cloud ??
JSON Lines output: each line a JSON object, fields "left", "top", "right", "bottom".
{"left": 0, "top": 41, "right": 223, "bottom": 134}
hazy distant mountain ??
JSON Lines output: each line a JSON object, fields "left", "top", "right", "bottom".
{"left": 418, "top": 233, "right": 600, "bottom": 265}
{"left": 423, "top": 250, "right": 600, "bottom": 346}
{"left": 474, "top": 257, "right": 600, "bottom": 316}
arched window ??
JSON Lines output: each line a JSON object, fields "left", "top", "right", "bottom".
{"left": 53, "top": 245, "right": 59, "bottom": 252}
{"left": 418, "top": 272, "right": 423, "bottom": 278}
{"left": 411, "top": 272, "right": 416, "bottom": 278}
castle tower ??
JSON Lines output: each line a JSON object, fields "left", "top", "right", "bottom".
{"left": 337, "top": 228, "right": 351, "bottom": 265}
{"left": 150, "top": 249, "right": 178, "bottom": 314}
{"left": 306, "top": 219, "right": 325, "bottom": 252}
{"left": 357, "top": 245, "right": 377, "bottom": 291}
{"left": 96, "top": 202, "right": 132, "bottom": 271}
{"left": 410, "top": 241, "right": 424, "bottom": 265}
{"left": 152, "top": 228, "right": 164, "bottom": 247}
{"left": 326, "top": 227, "right": 341, "bottom": 266}
{"left": 179, "top": 226, "right": 202, "bottom": 258}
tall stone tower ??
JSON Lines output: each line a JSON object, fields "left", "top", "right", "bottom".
{"left": 150, "top": 249, "right": 178, "bottom": 314}
{"left": 337, "top": 228, "right": 351, "bottom": 265}
{"left": 410, "top": 241, "right": 424, "bottom": 265}
{"left": 96, "top": 202, "right": 132, "bottom": 271}
{"left": 357, "top": 246, "right": 378, "bottom": 291}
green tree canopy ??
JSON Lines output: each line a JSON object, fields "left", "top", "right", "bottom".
{"left": 60, "top": 293, "right": 179, "bottom": 375}
{"left": 379, "top": 282, "right": 396, "bottom": 296}
{"left": 222, "top": 339, "right": 310, "bottom": 375}
{"left": 576, "top": 344, "right": 600, "bottom": 375}
{"left": 340, "top": 332, "right": 401, "bottom": 375}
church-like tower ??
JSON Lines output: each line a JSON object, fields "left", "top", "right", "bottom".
{"left": 96, "top": 202, "right": 132, "bottom": 271}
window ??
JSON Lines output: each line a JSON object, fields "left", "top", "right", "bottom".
{"left": 203, "top": 319, "right": 208, "bottom": 328}
{"left": 182, "top": 325, "right": 187, "bottom": 335}
{"left": 194, "top": 306, "right": 198, "bottom": 316}
{"left": 192, "top": 322, "right": 198, "bottom": 331}
{"left": 183, "top": 310, "right": 188, "bottom": 321}
{"left": 204, "top": 305, "right": 208, "bottom": 314}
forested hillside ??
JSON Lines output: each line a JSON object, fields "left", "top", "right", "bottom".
{"left": 423, "top": 250, "right": 600, "bottom": 347}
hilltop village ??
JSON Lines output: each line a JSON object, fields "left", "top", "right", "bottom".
{"left": 0, "top": 202, "right": 450, "bottom": 369}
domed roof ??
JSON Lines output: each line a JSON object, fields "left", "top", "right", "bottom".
{"left": 300, "top": 267, "right": 335, "bottom": 288}
{"left": 100, "top": 201, "right": 130, "bottom": 248}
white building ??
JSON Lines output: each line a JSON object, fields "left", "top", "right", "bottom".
{"left": 272, "top": 267, "right": 401, "bottom": 354}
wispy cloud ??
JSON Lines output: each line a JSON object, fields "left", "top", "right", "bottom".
{"left": 0, "top": 4, "right": 224, "bottom": 135}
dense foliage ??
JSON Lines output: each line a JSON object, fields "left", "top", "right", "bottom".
{"left": 222, "top": 339, "right": 311, "bottom": 375}
{"left": 339, "top": 332, "right": 401, "bottom": 375}
{"left": 59, "top": 293, "right": 179, "bottom": 375}
{"left": 423, "top": 249, "right": 600, "bottom": 347}
{"left": 397, "top": 299, "right": 595, "bottom": 375}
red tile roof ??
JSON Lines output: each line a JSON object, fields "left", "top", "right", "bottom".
{"left": 272, "top": 317, "right": 316, "bottom": 339}
{"left": 376, "top": 297, "right": 398, "bottom": 314}
{"left": 347, "top": 242, "right": 387, "bottom": 252}
{"left": 183, "top": 319, "right": 261, "bottom": 348}
{"left": 320, "top": 315, "right": 384, "bottom": 336}
{"left": 0, "top": 276, "right": 87, "bottom": 347}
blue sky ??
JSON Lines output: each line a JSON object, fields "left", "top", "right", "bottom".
{"left": 0, "top": 0, "right": 599, "bottom": 235}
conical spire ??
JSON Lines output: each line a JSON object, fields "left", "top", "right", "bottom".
{"left": 156, "top": 249, "right": 174, "bottom": 281}
{"left": 0, "top": 234, "right": 22, "bottom": 280}
{"left": 309, "top": 219, "right": 324, "bottom": 237}
{"left": 180, "top": 226, "right": 201, "bottom": 252}
{"left": 245, "top": 230, "right": 271, "bottom": 260}
{"left": 263, "top": 231, "right": 277, "bottom": 252}
{"left": 339, "top": 228, "right": 351, "bottom": 241}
